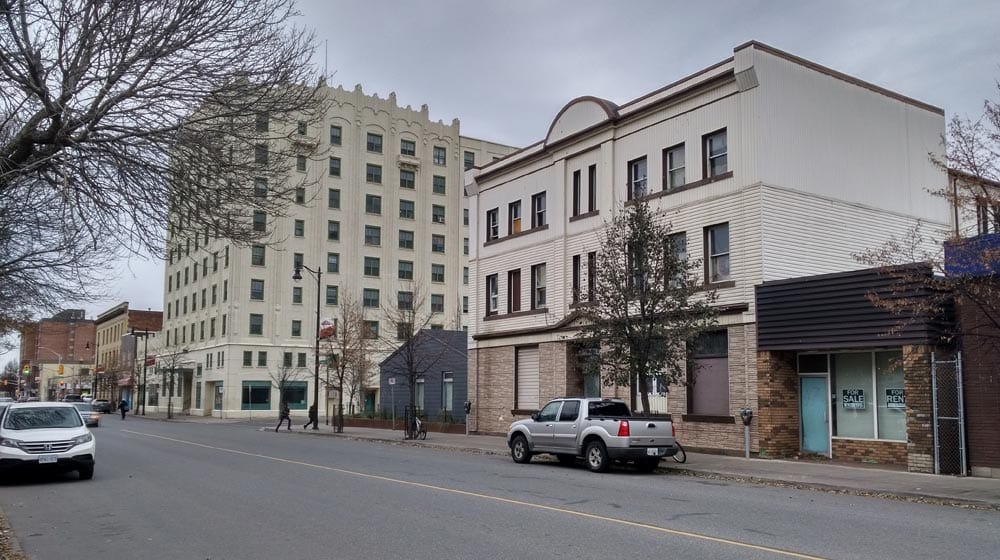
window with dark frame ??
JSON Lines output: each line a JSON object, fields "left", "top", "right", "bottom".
{"left": 363, "top": 256, "right": 380, "bottom": 277}
{"left": 431, "top": 294, "right": 444, "bottom": 313}
{"left": 364, "top": 225, "right": 381, "bottom": 246}
{"left": 464, "top": 151, "right": 475, "bottom": 170}
{"left": 291, "top": 320, "right": 302, "bottom": 337}
{"left": 704, "top": 129, "right": 728, "bottom": 178}
{"left": 486, "top": 208, "right": 499, "bottom": 241}
{"left": 486, "top": 274, "right": 499, "bottom": 315}
{"left": 433, "top": 146, "right": 446, "bottom": 165}
{"left": 365, "top": 194, "right": 382, "bottom": 215}
{"left": 330, "top": 125, "right": 342, "bottom": 145}
{"left": 705, "top": 223, "right": 730, "bottom": 283}
{"left": 397, "top": 291, "right": 414, "bottom": 310}
{"left": 366, "top": 133, "right": 383, "bottom": 153}
{"left": 572, "top": 170, "right": 581, "bottom": 216}
{"left": 254, "top": 144, "right": 268, "bottom": 165}
{"left": 252, "top": 211, "right": 266, "bottom": 232}
{"left": 433, "top": 175, "right": 446, "bottom": 194}
{"left": 254, "top": 177, "right": 267, "bottom": 198}
{"left": 400, "top": 138, "right": 416, "bottom": 156}
{"left": 363, "top": 288, "right": 380, "bottom": 308}
{"left": 399, "top": 199, "right": 415, "bottom": 219}
{"left": 294, "top": 219, "right": 304, "bottom": 237}
{"left": 327, "top": 220, "right": 340, "bottom": 241}
{"left": 364, "top": 321, "right": 379, "bottom": 339}
{"left": 399, "top": 230, "right": 414, "bottom": 249}
{"left": 326, "top": 285, "right": 339, "bottom": 305}
{"left": 587, "top": 164, "right": 597, "bottom": 212}
{"left": 399, "top": 169, "right": 415, "bottom": 189}
{"left": 257, "top": 351, "right": 267, "bottom": 367}
{"left": 507, "top": 269, "right": 521, "bottom": 313}
{"left": 531, "top": 192, "right": 546, "bottom": 228}
{"left": 326, "top": 252, "right": 339, "bottom": 273}
{"left": 587, "top": 251, "right": 596, "bottom": 300}
{"left": 255, "top": 113, "right": 269, "bottom": 132}
{"left": 292, "top": 286, "right": 302, "bottom": 304}
{"left": 628, "top": 156, "right": 648, "bottom": 199}
{"left": 431, "top": 234, "right": 445, "bottom": 253}
{"left": 668, "top": 232, "right": 687, "bottom": 287}
{"left": 296, "top": 155, "right": 306, "bottom": 172}
{"left": 366, "top": 164, "right": 382, "bottom": 184}
{"left": 508, "top": 200, "right": 522, "bottom": 234}
{"left": 250, "top": 279, "right": 264, "bottom": 300}
{"left": 663, "top": 144, "right": 685, "bottom": 189}
{"left": 432, "top": 205, "right": 446, "bottom": 224}
{"left": 530, "top": 263, "right": 546, "bottom": 309}
{"left": 297, "top": 353, "right": 307, "bottom": 368}
{"left": 328, "top": 188, "right": 340, "bottom": 209}
{"left": 572, "top": 254, "right": 581, "bottom": 303}
{"left": 249, "top": 314, "right": 263, "bottom": 335}
{"left": 398, "top": 260, "right": 414, "bottom": 280}
{"left": 329, "top": 157, "right": 341, "bottom": 177}
{"left": 431, "top": 263, "right": 445, "bottom": 283}
{"left": 687, "top": 330, "right": 730, "bottom": 416}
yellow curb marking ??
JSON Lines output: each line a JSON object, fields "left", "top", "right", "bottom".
{"left": 122, "top": 429, "right": 829, "bottom": 560}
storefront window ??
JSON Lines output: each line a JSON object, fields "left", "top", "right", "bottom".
{"left": 282, "top": 381, "right": 307, "bottom": 409}
{"left": 832, "top": 352, "right": 875, "bottom": 439}
{"left": 875, "top": 351, "right": 906, "bottom": 441}
{"left": 241, "top": 381, "right": 271, "bottom": 410}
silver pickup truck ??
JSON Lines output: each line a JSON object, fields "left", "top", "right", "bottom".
{"left": 506, "top": 397, "right": 678, "bottom": 473}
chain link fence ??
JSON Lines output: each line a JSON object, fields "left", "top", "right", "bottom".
{"left": 932, "top": 353, "right": 967, "bottom": 475}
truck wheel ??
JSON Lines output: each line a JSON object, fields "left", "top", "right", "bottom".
{"left": 585, "top": 440, "right": 610, "bottom": 473}
{"left": 510, "top": 434, "right": 532, "bottom": 464}
{"left": 78, "top": 465, "right": 94, "bottom": 480}
{"left": 635, "top": 458, "right": 660, "bottom": 473}
{"left": 556, "top": 454, "right": 575, "bottom": 466}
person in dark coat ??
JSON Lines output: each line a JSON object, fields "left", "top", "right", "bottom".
{"left": 303, "top": 404, "right": 318, "bottom": 430}
{"left": 119, "top": 399, "right": 129, "bottom": 420}
{"left": 275, "top": 402, "right": 291, "bottom": 432}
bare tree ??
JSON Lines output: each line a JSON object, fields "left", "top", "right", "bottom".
{"left": 578, "top": 200, "right": 719, "bottom": 413}
{"left": 268, "top": 360, "right": 308, "bottom": 413}
{"left": 1, "top": 358, "right": 18, "bottom": 396}
{"left": 155, "top": 348, "right": 190, "bottom": 419}
{"left": 0, "top": 0, "right": 325, "bottom": 334}
{"left": 321, "top": 294, "right": 366, "bottom": 432}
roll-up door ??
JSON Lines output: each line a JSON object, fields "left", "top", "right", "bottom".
{"left": 516, "top": 346, "right": 540, "bottom": 410}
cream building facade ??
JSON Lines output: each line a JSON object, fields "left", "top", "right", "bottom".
{"left": 160, "top": 84, "right": 514, "bottom": 418}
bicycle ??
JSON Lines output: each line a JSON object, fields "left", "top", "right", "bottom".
{"left": 672, "top": 441, "right": 687, "bottom": 463}
{"left": 414, "top": 416, "right": 427, "bottom": 440}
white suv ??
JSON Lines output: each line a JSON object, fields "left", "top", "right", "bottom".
{"left": 0, "top": 402, "right": 96, "bottom": 480}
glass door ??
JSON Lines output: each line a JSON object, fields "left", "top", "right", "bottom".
{"left": 800, "top": 376, "right": 830, "bottom": 455}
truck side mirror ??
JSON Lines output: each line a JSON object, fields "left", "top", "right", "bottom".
{"left": 739, "top": 408, "right": 754, "bottom": 426}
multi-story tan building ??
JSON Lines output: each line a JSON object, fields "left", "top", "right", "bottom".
{"left": 19, "top": 309, "right": 95, "bottom": 400}
{"left": 93, "top": 302, "right": 163, "bottom": 403}
{"left": 160, "top": 84, "right": 514, "bottom": 418}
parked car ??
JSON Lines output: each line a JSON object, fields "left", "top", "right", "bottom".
{"left": 72, "top": 403, "right": 101, "bottom": 428}
{"left": 61, "top": 394, "right": 84, "bottom": 402}
{"left": 91, "top": 399, "right": 114, "bottom": 414}
{"left": 507, "top": 397, "right": 678, "bottom": 473}
{"left": 0, "top": 402, "right": 96, "bottom": 479}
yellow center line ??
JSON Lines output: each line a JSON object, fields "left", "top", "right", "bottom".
{"left": 122, "top": 429, "right": 828, "bottom": 560}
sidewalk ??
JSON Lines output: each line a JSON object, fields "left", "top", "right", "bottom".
{"left": 128, "top": 412, "right": 1000, "bottom": 509}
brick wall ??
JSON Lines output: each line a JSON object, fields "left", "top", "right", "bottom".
{"left": 832, "top": 439, "right": 907, "bottom": 465}
{"left": 959, "top": 301, "right": 1000, "bottom": 471}
{"left": 903, "top": 345, "right": 935, "bottom": 473}
{"left": 129, "top": 310, "right": 163, "bottom": 333}
{"left": 756, "top": 350, "right": 800, "bottom": 458}
{"left": 468, "top": 346, "right": 515, "bottom": 435}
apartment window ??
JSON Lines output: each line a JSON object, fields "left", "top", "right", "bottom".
{"left": 254, "top": 177, "right": 267, "bottom": 198}
{"left": 283, "top": 352, "right": 293, "bottom": 368}
{"left": 328, "top": 188, "right": 340, "bottom": 209}
{"left": 364, "top": 321, "right": 379, "bottom": 339}
{"left": 326, "top": 252, "right": 339, "bottom": 273}
{"left": 212, "top": 284, "right": 218, "bottom": 304}
{"left": 257, "top": 351, "right": 267, "bottom": 367}
{"left": 297, "top": 121, "right": 307, "bottom": 135}
{"left": 293, "top": 252, "right": 303, "bottom": 269}
{"left": 400, "top": 138, "right": 416, "bottom": 156}
{"left": 462, "top": 296, "right": 468, "bottom": 313}
{"left": 223, "top": 279, "right": 228, "bottom": 301}
{"left": 431, "top": 263, "right": 445, "bottom": 283}
{"left": 294, "top": 219, "right": 305, "bottom": 237}
{"left": 292, "top": 286, "right": 302, "bottom": 304}
{"left": 252, "top": 211, "right": 266, "bottom": 232}
{"left": 249, "top": 314, "right": 263, "bottom": 335}
{"left": 291, "top": 320, "right": 302, "bottom": 337}
{"left": 464, "top": 150, "right": 475, "bottom": 170}
{"left": 296, "top": 155, "right": 307, "bottom": 173}
{"left": 416, "top": 377, "right": 425, "bottom": 411}
{"left": 431, "top": 234, "right": 445, "bottom": 253}
{"left": 572, "top": 170, "right": 582, "bottom": 216}
{"left": 398, "top": 260, "right": 414, "bottom": 280}
{"left": 399, "top": 199, "right": 415, "bottom": 219}
{"left": 976, "top": 201, "right": 1000, "bottom": 235}
{"left": 329, "top": 157, "right": 341, "bottom": 177}
{"left": 587, "top": 164, "right": 597, "bottom": 212}
{"left": 433, "top": 146, "right": 446, "bottom": 165}
{"left": 486, "top": 274, "right": 499, "bottom": 315}
{"left": 213, "top": 252, "right": 219, "bottom": 271}
{"left": 364, "top": 256, "right": 381, "bottom": 277}
{"left": 705, "top": 223, "right": 731, "bottom": 283}
{"left": 507, "top": 269, "right": 521, "bottom": 313}
{"left": 628, "top": 156, "right": 648, "bottom": 199}
{"left": 687, "top": 330, "right": 729, "bottom": 416}
{"left": 531, "top": 263, "right": 546, "bottom": 309}
{"left": 399, "top": 169, "right": 415, "bottom": 189}
{"left": 463, "top": 266, "right": 469, "bottom": 285}
{"left": 210, "top": 317, "right": 216, "bottom": 338}
{"left": 330, "top": 125, "right": 342, "bottom": 145}
{"left": 326, "top": 285, "right": 339, "bottom": 305}
{"left": 572, "top": 254, "right": 581, "bottom": 303}
{"left": 463, "top": 208, "right": 469, "bottom": 226}
{"left": 365, "top": 194, "right": 382, "bottom": 215}
{"left": 297, "top": 353, "right": 307, "bottom": 368}
{"left": 363, "top": 288, "right": 380, "bottom": 308}
{"left": 397, "top": 291, "right": 413, "bottom": 310}
{"left": 430, "top": 205, "right": 445, "bottom": 224}
{"left": 396, "top": 321, "right": 413, "bottom": 340}
{"left": 486, "top": 208, "right": 499, "bottom": 241}
{"left": 255, "top": 113, "right": 269, "bottom": 132}
{"left": 250, "top": 279, "right": 264, "bottom": 300}
{"left": 531, "top": 192, "right": 546, "bottom": 228}
{"left": 366, "top": 164, "right": 382, "bottom": 184}
{"left": 704, "top": 129, "right": 728, "bottom": 178}
{"left": 327, "top": 220, "right": 340, "bottom": 241}
{"left": 168, "top": 276, "right": 173, "bottom": 293}
{"left": 508, "top": 200, "right": 522, "bottom": 234}
{"left": 225, "top": 246, "right": 229, "bottom": 267}
{"left": 398, "top": 230, "right": 414, "bottom": 249}
{"left": 432, "top": 175, "right": 446, "bottom": 194}
{"left": 463, "top": 237, "right": 469, "bottom": 256}
{"left": 367, "top": 133, "right": 383, "bottom": 153}
{"left": 430, "top": 294, "right": 444, "bottom": 313}
{"left": 364, "top": 225, "right": 381, "bottom": 246}
{"left": 254, "top": 144, "right": 268, "bottom": 165}
{"left": 222, "top": 314, "right": 227, "bottom": 334}
{"left": 251, "top": 245, "right": 265, "bottom": 266}
{"left": 664, "top": 144, "right": 685, "bottom": 189}
{"left": 243, "top": 351, "right": 253, "bottom": 367}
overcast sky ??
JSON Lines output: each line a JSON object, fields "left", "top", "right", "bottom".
{"left": 4, "top": 0, "right": 998, "bottom": 365}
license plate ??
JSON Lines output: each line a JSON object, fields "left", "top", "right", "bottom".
{"left": 646, "top": 448, "right": 663, "bottom": 457}
{"left": 38, "top": 455, "right": 58, "bottom": 464}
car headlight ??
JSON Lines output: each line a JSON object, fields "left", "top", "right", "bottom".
{"left": 72, "top": 433, "right": 93, "bottom": 445}
{"left": 0, "top": 437, "right": 23, "bottom": 448}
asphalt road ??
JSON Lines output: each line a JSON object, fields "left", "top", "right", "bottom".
{"left": 2, "top": 417, "right": 999, "bottom": 560}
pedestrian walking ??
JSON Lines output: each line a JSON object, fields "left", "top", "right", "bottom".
{"left": 275, "top": 402, "right": 291, "bottom": 432}
{"left": 303, "top": 404, "right": 318, "bottom": 430}
{"left": 119, "top": 399, "right": 129, "bottom": 420}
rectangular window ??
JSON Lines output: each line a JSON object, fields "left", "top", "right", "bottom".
{"left": 531, "top": 192, "right": 546, "bottom": 228}
{"left": 398, "top": 230, "right": 414, "bottom": 249}
{"left": 222, "top": 314, "right": 226, "bottom": 334}
{"left": 508, "top": 200, "right": 522, "bottom": 234}
{"left": 463, "top": 266, "right": 469, "bottom": 285}
{"left": 223, "top": 279, "right": 228, "bottom": 301}
{"left": 364, "top": 256, "right": 380, "bottom": 277}
{"left": 282, "top": 381, "right": 308, "bottom": 409}
{"left": 507, "top": 269, "right": 521, "bottom": 313}
{"left": 294, "top": 219, "right": 304, "bottom": 237}
{"left": 257, "top": 351, "right": 267, "bottom": 367}
{"left": 252, "top": 211, "right": 266, "bottom": 232}
{"left": 365, "top": 225, "right": 381, "bottom": 246}
{"left": 400, "top": 138, "right": 416, "bottom": 156}
{"left": 329, "top": 157, "right": 341, "bottom": 177}
{"left": 330, "top": 125, "right": 342, "bottom": 145}
{"left": 326, "top": 252, "right": 339, "bottom": 273}
{"left": 431, "top": 263, "right": 445, "bottom": 283}
{"left": 200, "top": 321, "right": 205, "bottom": 340}
{"left": 443, "top": 372, "right": 454, "bottom": 412}
{"left": 572, "top": 254, "right": 581, "bottom": 303}
{"left": 397, "top": 291, "right": 413, "bottom": 310}
{"left": 291, "top": 320, "right": 302, "bottom": 337}
{"left": 431, "top": 234, "right": 445, "bottom": 253}
{"left": 364, "top": 321, "right": 379, "bottom": 339}
{"left": 213, "top": 251, "right": 219, "bottom": 271}
{"left": 463, "top": 237, "right": 469, "bottom": 256}
{"left": 464, "top": 150, "right": 475, "bottom": 170}
{"left": 249, "top": 314, "right": 263, "bottom": 335}
{"left": 463, "top": 208, "right": 469, "bottom": 226}
{"left": 254, "top": 177, "right": 267, "bottom": 198}
{"left": 294, "top": 353, "right": 304, "bottom": 368}
{"left": 432, "top": 175, "right": 446, "bottom": 194}
{"left": 366, "top": 133, "right": 383, "bottom": 153}
{"left": 254, "top": 144, "right": 268, "bottom": 165}
{"left": 587, "top": 164, "right": 597, "bottom": 212}
{"left": 297, "top": 121, "right": 307, "bottom": 135}
{"left": 283, "top": 352, "right": 293, "bottom": 367}
{"left": 628, "top": 156, "right": 648, "bottom": 199}
{"left": 397, "top": 321, "right": 413, "bottom": 340}
{"left": 486, "top": 208, "right": 499, "bottom": 241}
{"left": 705, "top": 223, "right": 731, "bottom": 283}
{"left": 431, "top": 294, "right": 444, "bottom": 313}
{"left": 462, "top": 296, "right": 469, "bottom": 313}
{"left": 398, "top": 260, "right": 414, "bottom": 280}
{"left": 432, "top": 205, "right": 445, "bottom": 224}
{"left": 293, "top": 252, "right": 303, "bottom": 269}
{"left": 688, "top": 330, "right": 729, "bottom": 415}
{"left": 212, "top": 284, "right": 218, "bottom": 304}
{"left": 433, "top": 146, "right": 446, "bottom": 165}
{"left": 416, "top": 377, "right": 425, "bottom": 411}
{"left": 255, "top": 113, "right": 269, "bottom": 132}
{"left": 251, "top": 245, "right": 265, "bottom": 266}
{"left": 243, "top": 351, "right": 253, "bottom": 367}
{"left": 531, "top": 263, "right": 546, "bottom": 309}
{"left": 704, "top": 129, "right": 728, "bottom": 178}
{"left": 486, "top": 274, "right": 499, "bottom": 315}
{"left": 366, "top": 194, "right": 382, "bottom": 215}
{"left": 572, "top": 170, "right": 581, "bottom": 216}
{"left": 292, "top": 286, "right": 302, "bottom": 304}
{"left": 250, "top": 279, "right": 264, "bottom": 300}
{"left": 399, "top": 199, "right": 415, "bottom": 219}
{"left": 210, "top": 317, "right": 216, "bottom": 337}
{"left": 328, "top": 188, "right": 340, "bottom": 209}
{"left": 325, "top": 285, "right": 339, "bottom": 305}
{"left": 296, "top": 155, "right": 306, "bottom": 172}
{"left": 366, "top": 164, "right": 382, "bottom": 184}
{"left": 399, "top": 169, "right": 415, "bottom": 189}
{"left": 327, "top": 220, "right": 340, "bottom": 241}
{"left": 663, "top": 144, "right": 685, "bottom": 189}
{"left": 363, "top": 288, "right": 380, "bottom": 308}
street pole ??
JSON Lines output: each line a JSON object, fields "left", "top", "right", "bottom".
{"left": 293, "top": 264, "right": 322, "bottom": 431}
{"left": 141, "top": 333, "right": 149, "bottom": 415}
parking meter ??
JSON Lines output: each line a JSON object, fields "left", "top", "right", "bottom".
{"left": 739, "top": 408, "right": 753, "bottom": 426}
{"left": 464, "top": 401, "right": 472, "bottom": 414}
{"left": 739, "top": 408, "right": 753, "bottom": 458}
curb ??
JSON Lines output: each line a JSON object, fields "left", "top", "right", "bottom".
{"left": 0, "top": 504, "right": 27, "bottom": 560}
{"left": 258, "top": 426, "right": 511, "bottom": 456}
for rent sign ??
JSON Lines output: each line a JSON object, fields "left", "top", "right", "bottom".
{"left": 842, "top": 388, "right": 866, "bottom": 410}
{"left": 885, "top": 388, "right": 906, "bottom": 409}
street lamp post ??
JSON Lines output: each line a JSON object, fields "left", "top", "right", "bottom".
{"left": 130, "top": 329, "right": 152, "bottom": 415}
{"left": 292, "top": 263, "right": 321, "bottom": 430}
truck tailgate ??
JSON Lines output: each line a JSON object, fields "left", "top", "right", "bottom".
{"left": 626, "top": 419, "right": 674, "bottom": 447}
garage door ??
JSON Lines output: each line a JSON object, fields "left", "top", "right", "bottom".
{"left": 516, "top": 346, "right": 539, "bottom": 410}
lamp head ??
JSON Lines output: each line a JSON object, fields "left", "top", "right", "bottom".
{"left": 292, "top": 266, "right": 303, "bottom": 281}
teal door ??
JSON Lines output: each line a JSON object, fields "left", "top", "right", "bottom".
{"left": 800, "top": 377, "right": 830, "bottom": 455}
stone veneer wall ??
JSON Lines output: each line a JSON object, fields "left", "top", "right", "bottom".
{"left": 756, "top": 350, "right": 800, "bottom": 458}
{"left": 832, "top": 439, "right": 907, "bottom": 465}
{"left": 903, "top": 345, "right": 935, "bottom": 473}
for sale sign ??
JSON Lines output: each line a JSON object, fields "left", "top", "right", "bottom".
{"left": 842, "top": 388, "right": 866, "bottom": 410}
{"left": 885, "top": 388, "right": 905, "bottom": 409}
